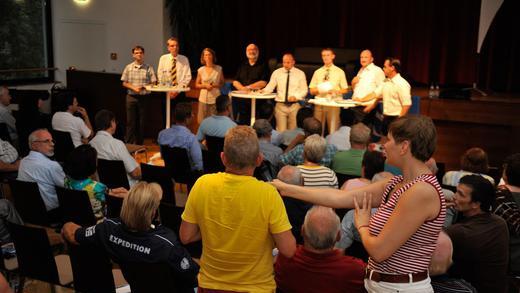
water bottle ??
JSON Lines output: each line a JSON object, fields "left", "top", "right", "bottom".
{"left": 434, "top": 84, "right": 440, "bottom": 99}
{"left": 428, "top": 83, "right": 434, "bottom": 99}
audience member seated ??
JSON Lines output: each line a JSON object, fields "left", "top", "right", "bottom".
{"left": 196, "top": 94, "right": 236, "bottom": 142}
{"left": 493, "top": 153, "right": 520, "bottom": 275}
{"left": 326, "top": 109, "right": 355, "bottom": 151}
{"left": 429, "top": 231, "right": 477, "bottom": 292}
{"left": 0, "top": 199, "right": 23, "bottom": 245}
{"left": 0, "top": 138, "right": 19, "bottom": 180}
{"left": 331, "top": 122, "right": 371, "bottom": 177}
{"left": 277, "top": 165, "right": 311, "bottom": 244}
{"left": 279, "top": 107, "right": 313, "bottom": 147}
{"left": 63, "top": 145, "right": 127, "bottom": 222}
{"left": 89, "top": 110, "right": 141, "bottom": 186}
{"left": 341, "top": 150, "right": 385, "bottom": 190}
{"left": 443, "top": 147, "right": 495, "bottom": 187}
{"left": 257, "top": 102, "right": 282, "bottom": 145}
{"left": 297, "top": 134, "right": 338, "bottom": 188}
{"left": 0, "top": 86, "right": 18, "bottom": 145}
{"left": 158, "top": 102, "right": 203, "bottom": 172}
{"left": 281, "top": 117, "right": 337, "bottom": 167}
{"left": 445, "top": 175, "right": 509, "bottom": 292}
{"left": 51, "top": 90, "right": 93, "bottom": 147}
{"left": 14, "top": 90, "right": 51, "bottom": 156}
{"left": 253, "top": 119, "right": 282, "bottom": 168}
{"left": 426, "top": 157, "right": 456, "bottom": 227}
{"left": 275, "top": 206, "right": 366, "bottom": 293}
{"left": 180, "top": 126, "right": 296, "bottom": 292}
{"left": 62, "top": 182, "right": 199, "bottom": 290}
{"left": 17, "top": 129, "right": 65, "bottom": 212}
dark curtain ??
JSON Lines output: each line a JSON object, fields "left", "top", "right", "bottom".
{"left": 167, "top": 0, "right": 518, "bottom": 93}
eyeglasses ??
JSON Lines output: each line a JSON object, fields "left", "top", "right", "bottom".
{"left": 34, "top": 139, "right": 55, "bottom": 144}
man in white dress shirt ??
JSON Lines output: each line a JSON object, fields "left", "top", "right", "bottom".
{"left": 309, "top": 48, "right": 349, "bottom": 134}
{"left": 354, "top": 58, "right": 411, "bottom": 136}
{"left": 157, "top": 37, "right": 192, "bottom": 121}
{"left": 351, "top": 50, "right": 385, "bottom": 100}
{"left": 262, "top": 53, "right": 308, "bottom": 132}
{"left": 51, "top": 90, "right": 93, "bottom": 147}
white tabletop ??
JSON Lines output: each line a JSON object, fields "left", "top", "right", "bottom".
{"left": 145, "top": 85, "right": 190, "bottom": 92}
{"left": 309, "top": 98, "right": 372, "bottom": 108}
{"left": 229, "top": 90, "right": 276, "bottom": 100}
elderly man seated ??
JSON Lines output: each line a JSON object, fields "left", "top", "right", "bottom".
{"left": 331, "top": 122, "right": 371, "bottom": 177}
{"left": 196, "top": 95, "right": 236, "bottom": 142}
{"left": 297, "top": 134, "right": 338, "bottom": 188}
{"left": 253, "top": 119, "right": 283, "bottom": 168}
{"left": 275, "top": 205, "right": 366, "bottom": 293}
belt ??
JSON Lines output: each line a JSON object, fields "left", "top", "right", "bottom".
{"left": 365, "top": 268, "right": 428, "bottom": 283}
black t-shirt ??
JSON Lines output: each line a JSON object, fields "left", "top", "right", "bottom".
{"left": 75, "top": 218, "right": 199, "bottom": 288}
{"left": 234, "top": 60, "right": 269, "bottom": 88}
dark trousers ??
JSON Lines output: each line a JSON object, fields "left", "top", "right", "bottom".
{"left": 126, "top": 94, "right": 149, "bottom": 144}
{"left": 382, "top": 115, "right": 398, "bottom": 136}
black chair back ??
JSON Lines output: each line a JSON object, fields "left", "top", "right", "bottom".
{"left": 7, "top": 222, "right": 61, "bottom": 284}
{"left": 159, "top": 203, "right": 202, "bottom": 258}
{"left": 254, "top": 160, "right": 277, "bottom": 182}
{"left": 488, "top": 166, "right": 502, "bottom": 186}
{"left": 68, "top": 244, "right": 116, "bottom": 293}
{"left": 0, "top": 123, "right": 11, "bottom": 142}
{"left": 160, "top": 146, "right": 200, "bottom": 189}
{"left": 119, "top": 262, "right": 187, "bottom": 293}
{"left": 56, "top": 186, "right": 97, "bottom": 226}
{"left": 51, "top": 130, "right": 75, "bottom": 162}
{"left": 97, "top": 159, "right": 130, "bottom": 189}
{"left": 106, "top": 195, "right": 124, "bottom": 218}
{"left": 202, "top": 149, "right": 225, "bottom": 174}
{"left": 141, "top": 163, "right": 175, "bottom": 205}
{"left": 441, "top": 184, "right": 457, "bottom": 193}
{"left": 205, "top": 135, "right": 224, "bottom": 153}
{"left": 436, "top": 162, "right": 446, "bottom": 184}
{"left": 8, "top": 179, "right": 50, "bottom": 226}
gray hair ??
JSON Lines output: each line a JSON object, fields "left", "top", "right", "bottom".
{"left": 252, "top": 119, "right": 272, "bottom": 138}
{"left": 350, "top": 123, "right": 371, "bottom": 145}
{"left": 277, "top": 165, "right": 303, "bottom": 186}
{"left": 303, "top": 134, "right": 326, "bottom": 164}
{"left": 303, "top": 206, "right": 340, "bottom": 250}
{"left": 28, "top": 128, "right": 48, "bottom": 150}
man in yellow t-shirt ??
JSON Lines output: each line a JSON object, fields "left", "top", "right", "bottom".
{"left": 180, "top": 126, "right": 296, "bottom": 292}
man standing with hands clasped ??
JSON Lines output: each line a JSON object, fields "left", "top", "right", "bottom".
{"left": 121, "top": 45, "right": 157, "bottom": 144}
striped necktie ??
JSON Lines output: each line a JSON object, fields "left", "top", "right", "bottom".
{"left": 171, "top": 58, "right": 177, "bottom": 86}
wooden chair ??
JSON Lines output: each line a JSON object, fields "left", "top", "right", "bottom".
{"left": 7, "top": 222, "right": 73, "bottom": 289}
{"left": 56, "top": 186, "right": 97, "bottom": 226}
{"left": 141, "top": 163, "right": 175, "bottom": 205}
{"left": 51, "top": 130, "right": 75, "bottom": 163}
{"left": 97, "top": 159, "right": 130, "bottom": 189}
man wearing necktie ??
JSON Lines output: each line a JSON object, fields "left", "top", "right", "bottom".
{"left": 157, "top": 37, "right": 192, "bottom": 126}
{"left": 353, "top": 57, "right": 411, "bottom": 137}
{"left": 262, "top": 53, "right": 308, "bottom": 132}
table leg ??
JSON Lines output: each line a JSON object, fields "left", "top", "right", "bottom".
{"left": 330, "top": 107, "right": 337, "bottom": 135}
{"left": 321, "top": 106, "right": 326, "bottom": 136}
{"left": 165, "top": 95, "right": 170, "bottom": 128}
{"left": 251, "top": 98, "right": 256, "bottom": 126}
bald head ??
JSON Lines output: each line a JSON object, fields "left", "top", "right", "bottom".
{"left": 28, "top": 129, "right": 55, "bottom": 157}
{"left": 277, "top": 165, "right": 303, "bottom": 186}
{"left": 360, "top": 49, "right": 374, "bottom": 68}
{"left": 246, "top": 44, "right": 259, "bottom": 61}
{"left": 429, "top": 231, "right": 453, "bottom": 276}
{"left": 303, "top": 206, "right": 340, "bottom": 250}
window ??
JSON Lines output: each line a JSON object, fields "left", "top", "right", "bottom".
{"left": 0, "top": 0, "right": 54, "bottom": 84}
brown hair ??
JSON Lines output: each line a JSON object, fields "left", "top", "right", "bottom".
{"left": 388, "top": 115, "right": 437, "bottom": 161}
{"left": 132, "top": 45, "right": 145, "bottom": 53}
{"left": 200, "top": 48, "right": 217, "bottom": 65}
{"left": 460, "top": 147, "right": 489, "bottom": 174}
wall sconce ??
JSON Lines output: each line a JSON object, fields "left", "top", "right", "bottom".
{"left": 73, "top": 0, "right": 90, "bottom": 5}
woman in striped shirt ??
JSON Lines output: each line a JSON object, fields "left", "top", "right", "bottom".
{"left": 272, "top": 115, "right": 445, "bottom": 292}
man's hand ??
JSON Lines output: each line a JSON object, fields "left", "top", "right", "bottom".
{"left": 109, "top": 187, "right": 129, "bottom": 198}
{"left": 133, "top": 86, "right": 143, "bottom": 93}
{"left": 62, "top": 222, "right": 81, "bottom": 245}
{"left": 287, "top": 96, "right": 298, "bottom": 102}
{"left": 77, "top": 106, "right": 88, "bottom": 118}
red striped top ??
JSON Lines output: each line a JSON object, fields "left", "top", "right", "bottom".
{"left": 368, "top": 174, "right": 446, "bottom": 274}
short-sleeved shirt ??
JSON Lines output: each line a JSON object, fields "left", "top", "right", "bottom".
{"left": 182, "top": 172, "right": 292, "bottom": 292}
{"left": 352, "top": 63, "right": 385, "bottom": 99}
{"left": 309, "top": 65, "right": 348, "bottom": 98}
{"left": 17, "top": 151, "right": 65, "bottom": 210}
{"left": 51, "top": 111, "right": 91, "bottom": 147}
{"left": 374, "top": 73, "right": 411, "bottom": 116}
{"left": 297, "top": 165, "right": 338, "bottom": 188}
{"left": 326, "top": 126, "right": 351, "bottom": 151}
{"left": 89, "top": 131, "right": 139, "bottom": 186}
{"left": 197, "top": 65, "right": 223, "bottom": 104}
{"left": 74, "top": 218, "right": 199, "bottom": 288}
{"left": 196, "top": 115, "right": 236, "bottom": 141}
{"left": 0, "top": 138, "right": 18, "bottom": 164}
{"left": 0, "top": 104, "right": 17, "bottom": 141}
{"left": 331, "top": 148, "right": 366, "bottom": 176}
{"left": 121, "top": 62, "right": 157, "bottom": 95}
{"left": 158, "top": 125, "right": 203, "bottom": 171}
{"left": 234, "top": 60, "right": 269, "bottom": 87}
{"left": 64, "top": 177, "right": 107, "bottom": 221}
{"left": 281, "top": 143, "right": 337, "bottom": 168}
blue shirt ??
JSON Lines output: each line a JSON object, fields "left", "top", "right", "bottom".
{"left": 158, "top": 125, "right": 203, "bottom": 171}
{"left": 196, "top": 115, "right": 237, "bottom": 141}
{"left": 17, "top": 151, "right": 65, "bottom": 210}
{"left": 280, "top": 143, "right": 337, "bottom": 168}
